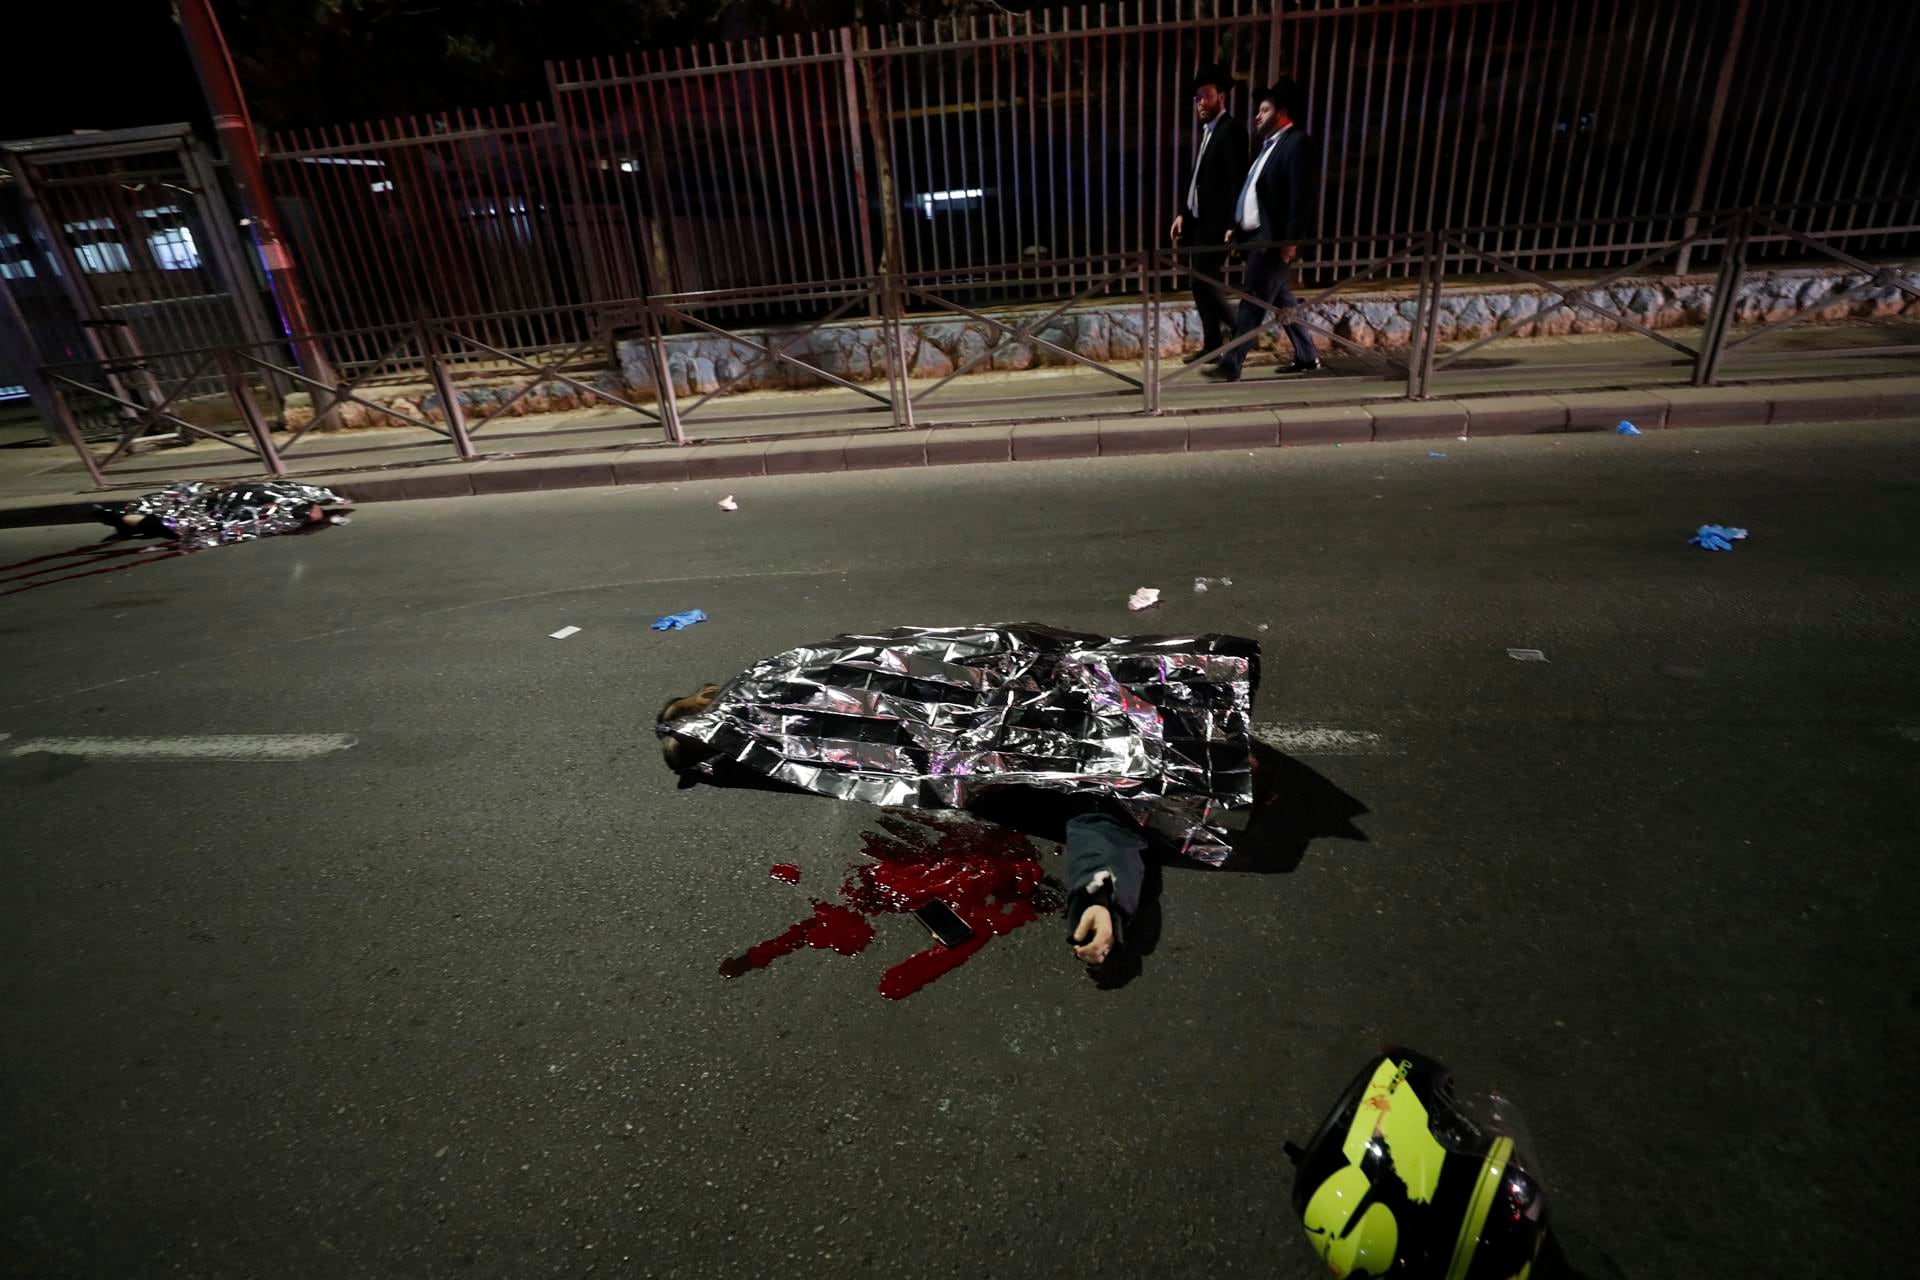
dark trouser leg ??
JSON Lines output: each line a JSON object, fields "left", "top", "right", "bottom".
{"left": 1271, "top": 268, "right": 1319, "bottom": 367}
{"left": 1187, "top": 244, "right": 1231, "bottom": 354}
{"left": 1218, "top": 249, "right": 1285, "bottom": 377}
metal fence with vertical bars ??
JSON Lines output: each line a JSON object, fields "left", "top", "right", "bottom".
{"left": 262, "top": 106, "right": 595, "bottom": 375}
{"left": 248, "top": 0, "right": 1920, "bottom": 342}
{"left": 7, "top": 0, "right": 1918, "bottom": 464}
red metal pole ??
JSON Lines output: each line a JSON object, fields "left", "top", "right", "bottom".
{"left": 173, "top": 0, "right": 336, "bottom": 386}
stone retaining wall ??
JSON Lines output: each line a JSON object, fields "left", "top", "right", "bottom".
{"left": 284, "top": 265, "right": 1918, "bottom": 429}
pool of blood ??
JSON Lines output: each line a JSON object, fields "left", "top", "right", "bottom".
{"left": 718, "top": 811, "right": 1064, "bottom": 999}
{"left": 768, "top": 863, "right": 801, "bottom": 884}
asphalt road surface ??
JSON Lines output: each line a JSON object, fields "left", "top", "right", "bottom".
{"left": 5, "top": 421, "right": 1918, "bottom": 1279}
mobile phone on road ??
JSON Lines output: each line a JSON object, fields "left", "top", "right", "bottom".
{"left": 913, "top": 901, "right": 975, "bottom": 948}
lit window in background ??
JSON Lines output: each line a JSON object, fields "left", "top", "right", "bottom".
{"left": 369, "top": 180, "right": 394, "bottom": 193}
{"left": 462, "top": 199, "right": 534, "bottom": 242}
{"left": 916, "top": 188, "right": 986, "bottom": 219}
{"left": 463, "top": 199, "right": 532, "bottom": 218}
{"left": 0, "top": 232, "right": 34, "bottom": 279}
{"left": 73, "top": 241, "right": 132, "bottom": 273}
{"left": 137, "top": 207, "right": 202, "bottom": 270}
{"left": 146, "top": 227, "right": 202, "bottom": 270}
{"left": 62, "top": 217, "right": 129, "bottom": 270}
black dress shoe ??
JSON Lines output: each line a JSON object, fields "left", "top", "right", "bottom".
{"left": 1199, "top": 363, "right": 1241, "bottom": 382}
{"left": 1181, "top": 348, "right": 1219, "bottom": 365}
{"left": 1281, "top": 360, "right": 1323, "bottom": 374}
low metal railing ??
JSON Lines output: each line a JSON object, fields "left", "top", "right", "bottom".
{"left": 38, "top": 194, "right": 1920, "bottom": 488}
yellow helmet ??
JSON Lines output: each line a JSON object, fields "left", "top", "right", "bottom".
{"left": 1288, "top": 1049, "right": 1550, "bottom": 1279}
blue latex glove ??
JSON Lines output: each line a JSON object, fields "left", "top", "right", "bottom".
{"left": 1616, "top": 421, "right": 1642, "bottom": 435}
{"left": 1688, "top": 524, "right": 1748, "bottom": 552}
{"left": 651, "top": 609, "right": 708, "bottom": 631}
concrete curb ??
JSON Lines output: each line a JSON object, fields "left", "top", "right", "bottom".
{"left": 5, "top": 374, "right": 1917, "bottom": 529}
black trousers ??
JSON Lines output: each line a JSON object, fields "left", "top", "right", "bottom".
{"left": 1184, "top": 238, "right": 1234, "bottom": 354}
{"left": 1219, "top": 247, "right": 1317, "bottom": 374}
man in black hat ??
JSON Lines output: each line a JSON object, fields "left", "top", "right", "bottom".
{"left": 1170, "top": 63, "right": 1249, "bottom": 365}
{"left": 1204, "top": 79, "right": 1320, "bottom": 382}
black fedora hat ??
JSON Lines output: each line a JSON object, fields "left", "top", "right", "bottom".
{"left": 1258, "top": 77, "right": 1307, "bottom": 116}
{"left": 1189, "top": 62, "right": 1245, "bottom": 97}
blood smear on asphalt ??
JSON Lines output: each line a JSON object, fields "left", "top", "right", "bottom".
{"left": 719, "top": 812, "right": 1061, "bottom": 1000}
{"left": 0, "top": 544, "right": 189, "bottom": 596}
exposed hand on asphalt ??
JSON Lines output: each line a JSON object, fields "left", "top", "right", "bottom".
{"left": 1072, "top": 905, "right": 1114, "bottom": 966}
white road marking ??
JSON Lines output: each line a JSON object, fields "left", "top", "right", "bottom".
{"left": 4, "top": 734, "right": 358, "bottom": 762}
{"left": 549, "top": 625, "right": 582, "bottom": 640}
{"left": 1507, "top": 647, "right": 1549, "bottom": 662}
{"left": 1252, "top": 725, "right": 1392, "bottom": 755}
{"left": 4, "top": 565, "right": 845, "bottom": 715}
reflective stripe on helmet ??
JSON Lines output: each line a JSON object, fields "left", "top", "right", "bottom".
{"left": 1443, "top": 1135, "right": 1514, "bottom": 1280}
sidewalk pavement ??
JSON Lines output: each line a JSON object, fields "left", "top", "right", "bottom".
{"left": 4, "top": 322, "right": 1917, "bottom": 528}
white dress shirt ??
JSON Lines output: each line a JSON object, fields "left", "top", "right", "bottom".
{"left": 1186, "top": 118, "right": 1218, "bottom": 218}
{"left": 1237, "top": 123, "right": 1292, "bottom": 233}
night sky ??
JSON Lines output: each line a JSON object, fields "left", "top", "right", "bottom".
{"left": 4, "top": 4, "right": 209, "bottom": 143}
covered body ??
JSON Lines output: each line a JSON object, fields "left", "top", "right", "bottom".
{"left": 662, "top": 624, "right": 1261, "bottom": 864}
{"left": 114, "top": 481, "right": 346, "bottom": 549}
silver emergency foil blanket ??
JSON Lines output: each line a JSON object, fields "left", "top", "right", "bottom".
{"left": 664, "top": 624, "right": 1261, "bottom": 865}
{"left": 123, "top": 481, "right": 346, "bottom": 549}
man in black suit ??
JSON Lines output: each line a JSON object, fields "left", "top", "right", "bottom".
{"left": 1170, "top": 63, "right": 1249, "bottom": 364}
{"left": 1204, "top": 79, "right": 1320, "bottom": 382}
